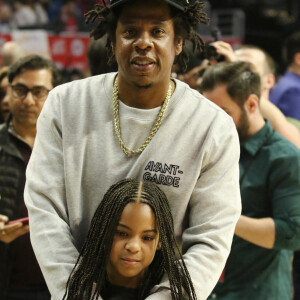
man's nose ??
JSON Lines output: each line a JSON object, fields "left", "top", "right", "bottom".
{"left": 22, "top": 91, "right": 35, "bottom": 106}
{"left": 2, "top": 94, "right": 9, "bottom": 108}
{"left": 134, "top": 31, "right": 153, "bottom": 52}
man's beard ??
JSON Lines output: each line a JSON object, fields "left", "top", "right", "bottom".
{"left": 237, "top": 108, "right": 251, "bottom": 143}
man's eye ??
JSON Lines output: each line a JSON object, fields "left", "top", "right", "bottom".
{"left": 33, "top": 88, "right": 43, "bottom": 96}
{"left": 14, "top": 87, "right": 27, "bottom": 95}
{"left": 124, "top": 29, "right": 136, "bottom": 37}
{"left": 153, "top": 28, "right": 164, "bottom": 35}
{"left": 0, "top": 88, "right": 6, "bottom": 99}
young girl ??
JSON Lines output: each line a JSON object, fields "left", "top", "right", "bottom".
{"left": 63, "top": 179, "right": 197, "bottom": 300}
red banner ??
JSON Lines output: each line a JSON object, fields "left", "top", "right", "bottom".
{"left": 0, "top": 32, "right": 90, "bottom": 71}
{"left": 48, "top": 34, "right": 90, "bottom": 71}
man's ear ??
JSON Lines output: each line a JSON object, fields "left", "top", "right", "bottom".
{"left": 244, "top": 94, "right": 259, "bottom": 114}
{"left": 294, "top": 53, "right": 300, "bottom": 67}
{"left": 111, "top": 41, "right": 115, "bottom": 54}
{"left": 264, "top": 73, "right": 276, "bottom": 90}
{"left": 175, "top": 38, "right": 183, "bottom": 56}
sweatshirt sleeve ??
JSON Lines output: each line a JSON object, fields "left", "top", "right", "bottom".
{"left": 147, "top": 114, "right": 242, "bottom": 300}
{"left": 24, "top": 89, "right": 77, "bottom": 300}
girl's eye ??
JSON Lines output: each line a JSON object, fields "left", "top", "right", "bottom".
{"left": 116, "top": 231, "right": 128, "bottom": 237}
{"left": 143, "top": 236, "right": 155, "bottom": 241}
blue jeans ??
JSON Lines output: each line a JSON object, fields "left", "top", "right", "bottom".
{"left": 6, "top": 288, "right": 51, "bottom": 300}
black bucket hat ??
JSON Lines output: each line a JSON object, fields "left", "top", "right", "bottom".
{"left": 109, "top": 0, "right": 195, "bottom": 11}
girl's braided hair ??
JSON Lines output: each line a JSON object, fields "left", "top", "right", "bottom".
{"left": 85, "top": 0, "right": 209, "bottom": 72}
{"left": 63, "top": 178, "right": 197, "bottom": 300}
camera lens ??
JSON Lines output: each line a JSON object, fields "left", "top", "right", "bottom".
{"left": 204, "top": 44, "right": 225, "bottom": 62}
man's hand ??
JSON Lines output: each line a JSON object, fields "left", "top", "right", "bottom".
{"left": 210, "top": 41, "right": 237, "bottom": 63}
{"left": 0, "top": 214, "right": 8, "bottom": 229}
{"left": 0, "top": 214, "right": 29, "bottom": 243}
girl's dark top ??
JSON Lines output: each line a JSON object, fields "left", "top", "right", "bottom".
{"left": 101, "top": 282, "right": 139, "bottom": 300}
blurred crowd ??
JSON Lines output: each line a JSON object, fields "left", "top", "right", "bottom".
{"left": 0, "top": 0, "right": 111, "bottom": 33}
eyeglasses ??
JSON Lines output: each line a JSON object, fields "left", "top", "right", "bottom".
{"left": 10, "top": 84, "right": 50, "bottom": 102}
{"left": 0, "top": 88, "right": 6, "bottom": 100}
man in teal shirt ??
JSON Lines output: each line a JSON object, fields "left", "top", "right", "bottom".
{"left": 200, "top": 61, "right": 300, "bottom": 299}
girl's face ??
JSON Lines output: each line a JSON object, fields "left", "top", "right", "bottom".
{"left": 107, "top": 202, "right": 160, "bottom": 288}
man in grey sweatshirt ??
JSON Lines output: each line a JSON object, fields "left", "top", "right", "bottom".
{"left": 24, "top": 0, "right": 241, "bottom": 299}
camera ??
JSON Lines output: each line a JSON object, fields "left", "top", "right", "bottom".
{"left": 204, "top": 44, "right": 225, "bottom": 62}
{"left": 203, "top": 28, "right": 225, "bottom": 62}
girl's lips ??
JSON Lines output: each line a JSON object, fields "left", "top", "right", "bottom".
{"left": 121, "top": 258, "right": 140, "bottom": 265}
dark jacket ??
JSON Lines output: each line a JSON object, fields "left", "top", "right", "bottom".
{"left": 0, "top": 119, "right": 29, "bottom": 297}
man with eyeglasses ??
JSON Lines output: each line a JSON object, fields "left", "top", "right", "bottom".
{"left": 0, "top": 54, "right": 61, "bottom": 300}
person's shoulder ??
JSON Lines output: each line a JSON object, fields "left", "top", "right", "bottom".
{"left": 264, "top": 132, "right": 300, "bottom": 185}
{"left": 274, "top": 71, "right": 300, "bottom": 90}
{"left": 273, "top": 131, "right": 300, "bottom": 150}
{"left": 0, "top": 124, "right": 10, "bottom": 147}
{"left": 173, "top": 79, "right": 238, "bottom": 140}
{"left": 0, "top": 123, "right": 8, "bottom": 137}
{"left": 268, "top": 129, "right": 300, "bottom": 159}
{"left": 0, "top": 123, "right": 6, "bottom": 131}
{"left": 49, "top": 72, "right": 117, "bottom": 102}
{"left": 52, "top": 72, "right": 115, "bottom": 93}
{"left": 173, "top": 78, "right": 230, "bottom": 117}
{"left": 270, "top": 75, "right": 300, "bottom": 104}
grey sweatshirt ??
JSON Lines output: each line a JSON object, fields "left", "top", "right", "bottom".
{"left": 24, "top": 73, "right": 241, "bottom": 300}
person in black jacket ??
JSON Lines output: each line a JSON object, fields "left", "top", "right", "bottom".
{"left": 0, "top": 54, "right": 61, "bottom": 300}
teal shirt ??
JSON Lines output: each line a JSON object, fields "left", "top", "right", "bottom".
{"left": 210, "top": 120, "right": 300, "bottom": 300}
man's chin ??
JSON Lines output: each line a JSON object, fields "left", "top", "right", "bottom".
{"left": 134, "top": 82, "right": 153, "bottom": 89}
{"left": 18, "top": 119, "right": 37, "bottom": 127}
{"left": 131, "top": 73, "right": 156, "bottom": 89}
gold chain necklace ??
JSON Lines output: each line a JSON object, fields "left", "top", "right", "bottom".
{"left": 113, "top": 77, "right": 172, "bottom": 156}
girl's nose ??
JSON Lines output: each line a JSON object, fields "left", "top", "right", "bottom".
{"left": 125, "top": 237, "right": 141, "bottom": 253}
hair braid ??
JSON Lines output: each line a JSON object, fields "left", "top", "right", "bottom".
{"left": 184, "top": 2, "right": 209, "bottom": 26}
{"left": 171, "top": 1, "right": 209, "bottom": 72}
{"left": 85, "top": 2, "right": 112, "bottom": 40}
{"left": 64, "top": 179, "right": 197, "bottom": 300}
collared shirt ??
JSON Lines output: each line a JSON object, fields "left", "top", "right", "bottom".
{"left": 8, "top": 121, "right": 31, "bottom": 148}
{"left": 211, "top": 120, "right": 300, "bottom": 300}
{"left": 270, "top": 71, "right": 300, "bottom": 120}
